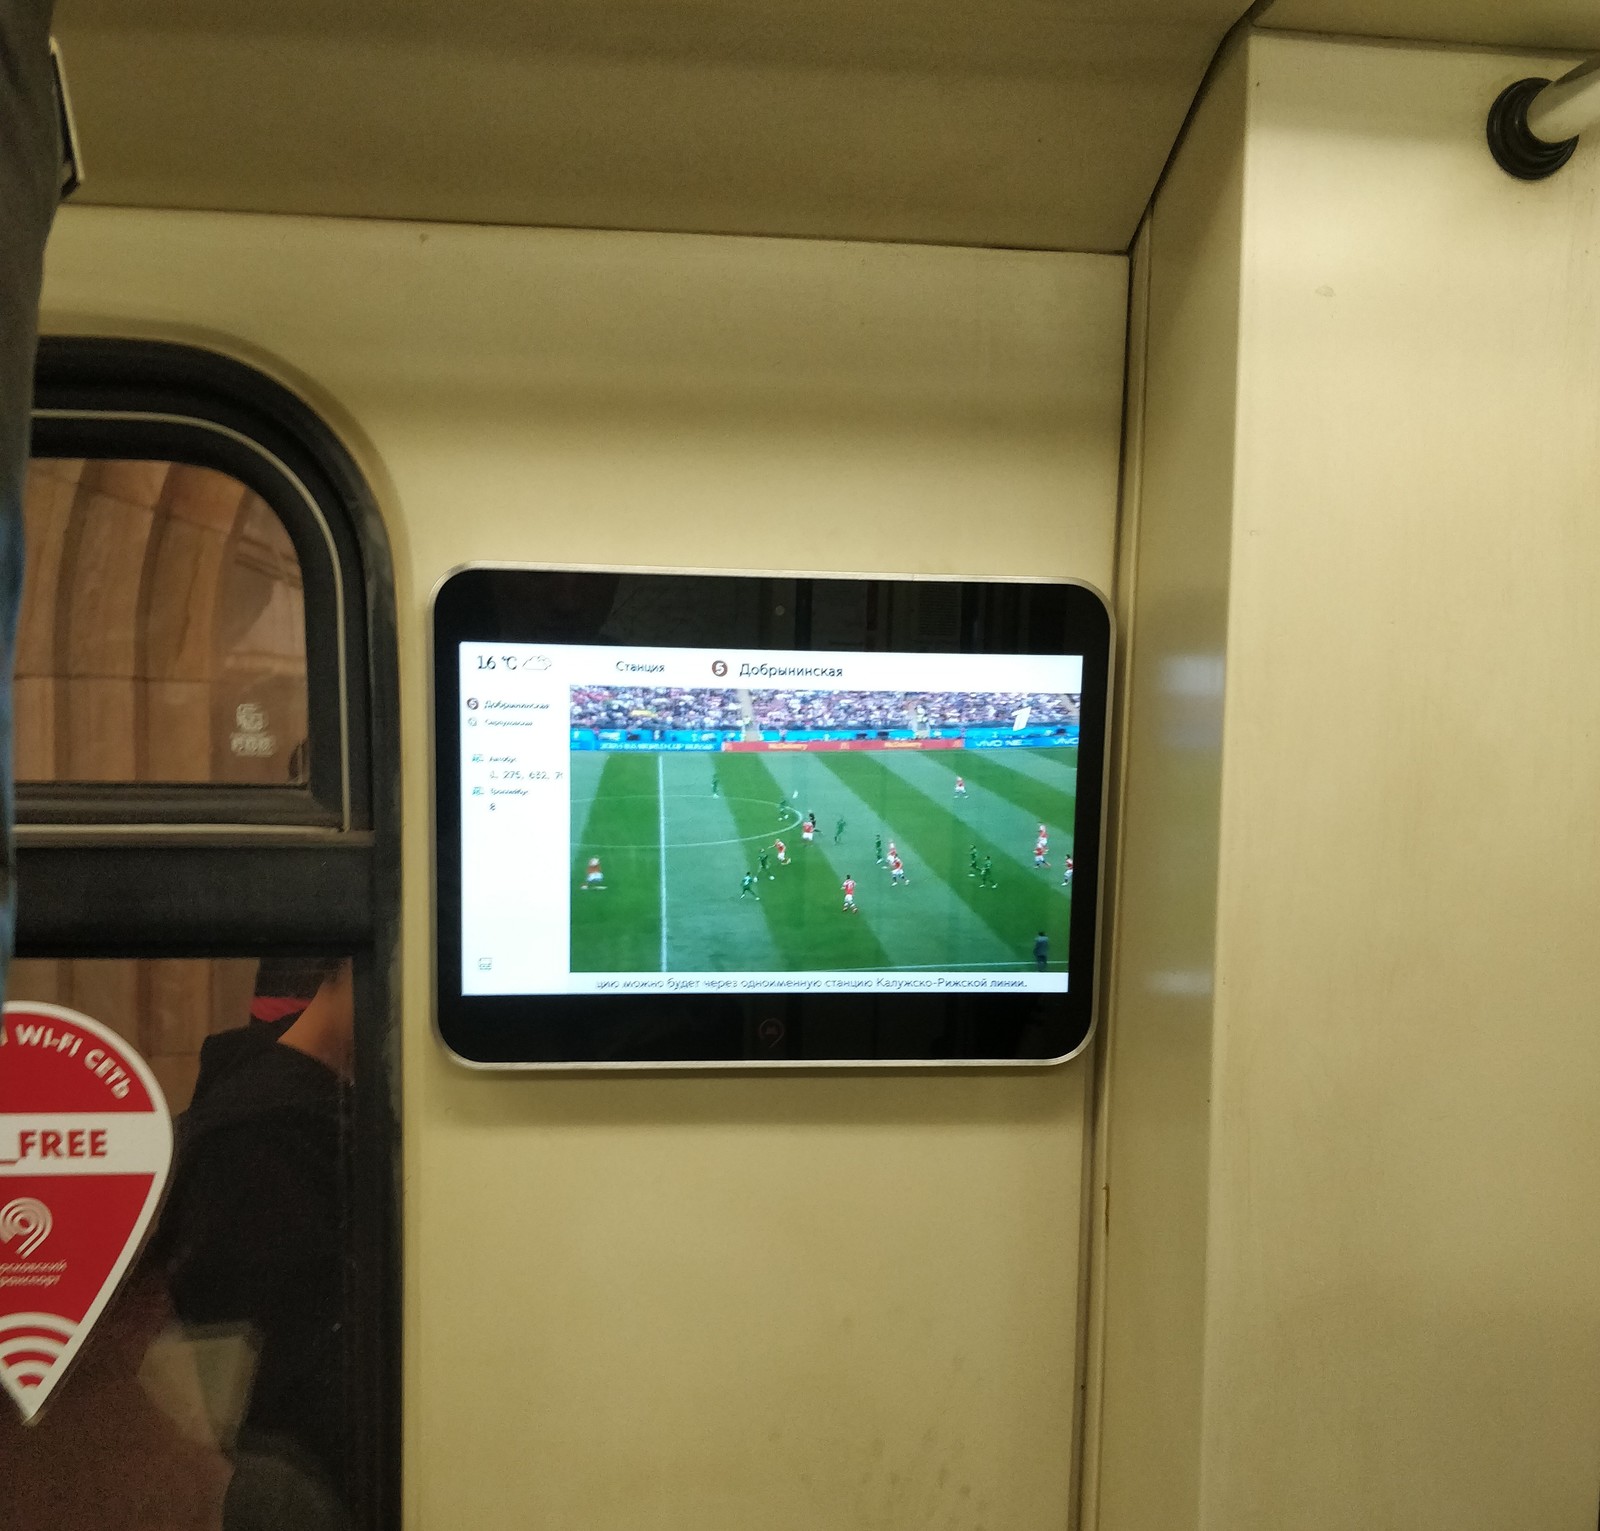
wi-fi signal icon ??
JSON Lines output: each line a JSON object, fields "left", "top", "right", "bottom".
{"left": 0, "top": 1313, "right": 77, "bottom": 1397}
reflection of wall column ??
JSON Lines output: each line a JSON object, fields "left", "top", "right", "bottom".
{"left": 19, "top": 457, "right": 307, "bottom": 786}
{"left": 15, "top": 457, "right": 84, "bottom": 781}
{"left": 212, "top": 490, "right": 310, "bottom": 784}
{"left": 55, "top": 459, "right": 170, "bottom": 780}
{"left": 138, "top": 463, "right": 250, "bottom": 780}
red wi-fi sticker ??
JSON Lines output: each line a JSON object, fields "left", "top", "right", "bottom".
{"left": 0, "top": 1003, "right": 173, "bottom": 1424}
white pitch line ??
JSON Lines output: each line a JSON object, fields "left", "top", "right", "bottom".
{"left": 658, "top": 754, "right": 669, "bottom": 973}
{"left": 583, "top": 822, "right": 798, "bottom": 853}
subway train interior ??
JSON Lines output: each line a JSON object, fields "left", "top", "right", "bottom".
{"left": 0, "top": 1, "right": 1597, "bottom": 1527}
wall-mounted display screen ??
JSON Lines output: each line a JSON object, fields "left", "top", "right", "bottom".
{"left": 434, "top": 568, "right": 1111, "bottom": 1068}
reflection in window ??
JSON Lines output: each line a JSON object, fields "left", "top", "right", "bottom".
{"left": 1, "top": 958, "right": 354, "bottom": 1528}
{"left": 9, "top": 957, "right": 258, "bottom": 1111}
{"left": 17, "top": 459, "right": 309, "bottom": 785}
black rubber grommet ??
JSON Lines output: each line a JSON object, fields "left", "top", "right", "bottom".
{"left": 1487, "top": 77, "right": 1579, "bottom": 181}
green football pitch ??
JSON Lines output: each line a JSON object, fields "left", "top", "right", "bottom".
{"left": 569, "top": 746, "right": 1076, "bottom": 974}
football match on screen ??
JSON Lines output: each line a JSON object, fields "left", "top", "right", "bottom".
{"left": 567, "top": 685, "right": 1078, "bottom": 978}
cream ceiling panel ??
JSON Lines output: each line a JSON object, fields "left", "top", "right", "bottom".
{"left": 51, "top": 0, "right": 1248, "bottom": 251}
{"left": 1260, "top": 0, "right": 1600, "bottom": 51}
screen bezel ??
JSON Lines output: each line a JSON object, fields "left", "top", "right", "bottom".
{"left": 433, "top": 566, "right": 1113, "bottom": 1069}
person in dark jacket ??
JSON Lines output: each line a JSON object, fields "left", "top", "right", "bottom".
{"left": 0, "top": 1, "right": 63, "bottom": 999}
{"left": 152, "top": 958, "right": 354, "bottom": 1527}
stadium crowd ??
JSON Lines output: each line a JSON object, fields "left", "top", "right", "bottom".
{"left": 570, "top": 686, "right": 743, "bottom": 731}
{"left": 750, "top": 690, "right": 1079, "bottom": 731}
{"left": 572, "top": 685, "right": 1080, "bottom": 733}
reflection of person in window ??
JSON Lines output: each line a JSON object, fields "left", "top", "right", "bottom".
{"left": 0, "top": 1265, "right": 233, "bottom": 1530}
{"left": 152, "top": 958, "right": 354, "bottom": 1526}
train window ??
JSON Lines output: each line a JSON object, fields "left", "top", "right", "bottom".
{"left": 18, "top": 459, "right": 310, "bottom": 789}
{"left": 20, "top": 364, "right": 368, "bottom": 829}
{"left": 10, "top": 339, "right": 402, "bottom": 1531}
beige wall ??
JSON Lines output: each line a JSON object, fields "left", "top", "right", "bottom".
{"left": 1096, "top": 30, "right": 1600, "bottom": 1531}
{"left": 40, "top": 213, "right": 1127, "bottom": 1528}
{"left": 45, "top": 32, "right": 1599, "bottom": 1526}
{"left": 1088, "top": 40, "right": 1248, "bottom": 1531}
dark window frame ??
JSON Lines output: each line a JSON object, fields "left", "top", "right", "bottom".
{"left": 21, "top": 337, "right": 403, "bottom": 1531}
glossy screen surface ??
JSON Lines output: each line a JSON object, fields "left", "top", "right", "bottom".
{"left": 460, "top": 642, "right": 1085, "bottom": 1000}
{"left": 434, "top": 569, "right": 1110, "bottom": 1066}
